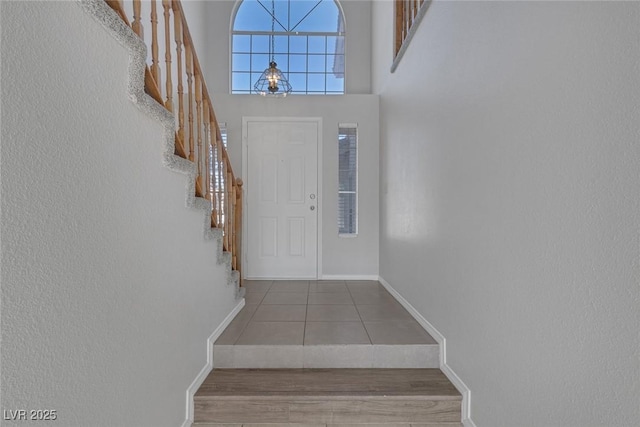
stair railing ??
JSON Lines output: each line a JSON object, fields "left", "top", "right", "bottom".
{"left": 395, "top": 0, "right": 425, "bottom": 56}
{"left": 106, "top": 0, "right": 243, "bottom": 285}
{"left": 392, "top": 0, "right": 431, "bottom": 73}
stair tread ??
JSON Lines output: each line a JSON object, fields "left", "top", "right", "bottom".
{"left": 195, "top": 368, "right": 461, "bottom": 399}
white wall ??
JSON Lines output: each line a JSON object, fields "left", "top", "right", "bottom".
{"left": 1, "top": 2, "right": 237, "bottom": 426}
{"left": 198, "top": 0, "right": 372, "bottom": 94}
{"left": 373, "top": 1, "right": 640, "bottom": 426}
{"left": 213, "top": 94, "right": 379, "bottom": 277}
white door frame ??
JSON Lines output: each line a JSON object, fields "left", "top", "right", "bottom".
{"left": 242, "top": 116, "right": 323, "bottom": 279}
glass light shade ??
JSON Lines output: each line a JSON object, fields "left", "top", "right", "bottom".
{"left": 253, "top": 62, "right": 292, "bottom": 97}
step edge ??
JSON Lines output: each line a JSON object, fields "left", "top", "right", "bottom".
{"left": 194, "top": 394, "right": 463, "bottom": 401}
{"left": 214, "top": 343, "right": 441, "bottom": 348}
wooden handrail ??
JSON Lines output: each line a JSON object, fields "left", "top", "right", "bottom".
{"left": 106, "top": 0, "right": 243, "bottom": 285}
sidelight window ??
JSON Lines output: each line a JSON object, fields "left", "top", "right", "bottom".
{"left": 338, "top": 124, "right": 357, "bottom": 236}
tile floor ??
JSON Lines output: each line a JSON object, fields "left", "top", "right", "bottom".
{"left": 216, "top": 280, "right": 437, "bottom": 346}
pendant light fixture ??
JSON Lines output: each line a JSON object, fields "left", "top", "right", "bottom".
{"left": 254, "top": 0, "right": 292, "bottom": 97}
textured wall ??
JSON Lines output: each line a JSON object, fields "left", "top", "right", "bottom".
{"left": 1, "top": 2, "right": 237, "bottom": 426}
{"left": 372, "top": 1, "right": 640, "bottom": 426}
{"left": 213, "top": 94, "right": 380, "bottom": 277}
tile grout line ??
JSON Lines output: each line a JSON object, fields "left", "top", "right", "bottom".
{"left": 303, "top": 280, "right": 310, "bottom": 346}
{"left": 346, "top": 280, "right": 374, "bottom": 345}
{"left": 231, "top": 280, "right": 272, "bottom": 345}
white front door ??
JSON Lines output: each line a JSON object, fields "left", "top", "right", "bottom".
{"left": 244, "top": 119, "right": 319, "bottom": 279}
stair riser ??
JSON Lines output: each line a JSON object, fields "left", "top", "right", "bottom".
{"left": 194, "top": 399, "right": 461, "bottom": 424}
{"left": 214, "top": 345, "right": 439, "bottom": 368}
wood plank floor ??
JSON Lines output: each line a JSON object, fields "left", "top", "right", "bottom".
{"left": 194, "top": 424, "right": 463, "bottom": 427}
{"left": 194, "top": 369, "right": 462, "bottom": 425}
{"left": 196, "top": 369, "right": 460, "bottom": 398}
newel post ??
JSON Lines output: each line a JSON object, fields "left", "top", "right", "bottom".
{"left": 234, "top": 178, "right": 243, "bottom": 287}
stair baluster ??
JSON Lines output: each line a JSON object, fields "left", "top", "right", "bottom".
{"left": 204, "top": 101, "right": 211, "bottom": 208}
{"left": 195, "top": 70, "right": 203, "bottom": 196}
{"left": 131, "top": 0, "right": 143, "bottom": 38}
{"left": 173, "top": 3, "right": 185, "bottom": 147}
{"left": 185, "top": 36, "right": 194, "bottom": 163}
{"left": 150, "top": 0, "right": 160, "bottom": 91}
{"left": 162, "top": 0, "right": 173, "bottom": 112}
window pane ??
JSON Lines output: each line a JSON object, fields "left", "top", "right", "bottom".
{"left": 273, "top": 0, "right": 289, "bottom": 29}
{"left": 252, "top": 54, "right": 270, "bottom": 71}
{"left": 233, "top": 54, "right": 251, "bottom": 72}
{"left": 287, "top": 73, "right": 307, "bottom": 92}
{"left": 273, "top": 35, "right": 288, "bottom": 54}
{"left": 338, "top": 125, "right": 357, "bottom": 235}
{"left": 234, "top": 1, "right": 273, "bottom": 31}
{"left": 289, "top": 54, "right": 307, "bottom": 73}
{"left": 338, "top": 171, "right": 355, "bottom": 192}
{"left": 338, "top": 193, "right": 356, "bottom": 234}
{"left": 219, "top": 123, "right": 228, "bottom": 148}
{"left": 307, "top": 73, "right": 325, "bottom": 92}
{"left": 289, "top": 36, "right": 307, "bottom": 54}
{"left": 250, "top": 72, "right": 263, "bottom": 92}
{"left": 308, "top": 36, "right": 326, "bottom": 54}
{"left": 232, "top": 72, "right": 250, "bottom": 91}
{"left": 293, "top": 0, "right": 340, "bottom": 32}
{"left": 233, "top": 35, "right": 251, "bottom": 53}
{"left": 251, "top": 35, "right": 270, "bottom": 54}
{"left": 273, "top": 54, "right": 289, "bottom": 72}
{"left": 329, "top": 54, "right": 344, "bottom": 78}
{"left": 326, "top": 73, "right": 344, "bottom": 92}
{"left": 308, "top": 55, "right": 325, "bottom": 72}
{"left": 332, "top": 35, "right": 345, "bottom": 54}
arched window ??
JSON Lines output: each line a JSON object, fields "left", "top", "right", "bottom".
{"left": 231, "top": 0, "right": 345, "bottom": 94}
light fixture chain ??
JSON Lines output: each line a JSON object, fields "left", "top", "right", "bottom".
{"left": 270, "top": 0, "right": 275, "bottom": 62}
{"left": 254, "top": 0, "right": 292, "bottom": 96}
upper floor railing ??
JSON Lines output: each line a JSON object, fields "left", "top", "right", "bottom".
{"left": 105, "top": 0, "right": 243, "bottom": 284}
{"left": 392, "top": 0, "right": 430, "bottom": 72}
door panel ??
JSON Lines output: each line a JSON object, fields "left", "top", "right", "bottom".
{"left": 246, "top": 120, "right": 319, "bottom": 278}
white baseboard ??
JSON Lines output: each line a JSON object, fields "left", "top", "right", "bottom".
{"left": 378, "top": 276, "right": 476, "bottom": 427}
{"left": 244, "top": 275, "right": 380, "bottom": 281}
{"left": 181, "top": 299, "right": 245, "bottom": 427}
{"left": 320, "top": 274, "right": 380, "bottom": 281}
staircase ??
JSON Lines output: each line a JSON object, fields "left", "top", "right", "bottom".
{"left": 83, "top": 1, "right": 464, "bottom": 425}
{"left": 197, "top": 280, "right": 462, "bottom": 425}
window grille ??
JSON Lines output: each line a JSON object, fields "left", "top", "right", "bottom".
{"left": 231, "top": 0, "right": 345, "bottom": 94}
